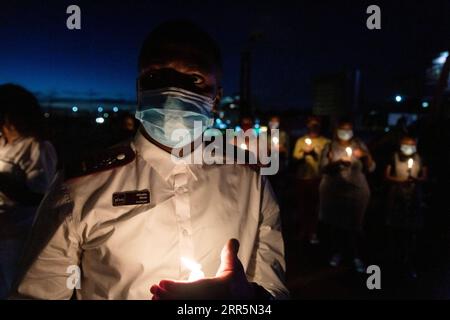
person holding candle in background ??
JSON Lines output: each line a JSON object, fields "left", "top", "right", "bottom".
{"left": 318, "top": 119, "right": 375, "bottom": 272}
{"left": 384, "top": 136, "right": 428, "bottom": 278}
{"left": 292, "top": 116, "right": 330, "bottom": 244}
{"left": 11, "top": 20, "right": 288, "bottom": 300}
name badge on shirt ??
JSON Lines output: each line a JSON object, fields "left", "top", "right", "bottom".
{"left": 112, "top": 190, "right": 150, "bottom": 206}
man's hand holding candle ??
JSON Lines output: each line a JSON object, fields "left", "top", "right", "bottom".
{"left": 150, "top": 239, "right": 270, "bottom": 300}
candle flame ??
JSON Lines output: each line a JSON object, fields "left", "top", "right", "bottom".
{"left": 305, "top": 138, "right": 312, "bottom": 145}
{"left": 408, "top": 158, "right": 414, "bottom": 169}
{"left": 345, "top": 147, "right": 352, "bottom": 158}
{"left": 181, "top": 257, "right": 205, "bottom": 281}
{"left": 272, "top": 136, "right": 279, "bottom": 145}
{"left": 240, "top": 143, "right": 248, "bottom": 150}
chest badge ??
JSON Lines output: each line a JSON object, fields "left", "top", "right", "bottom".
{"left": 112, "top": 190, "right": 150, "bottom": 206}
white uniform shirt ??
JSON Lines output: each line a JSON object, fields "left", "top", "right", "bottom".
{"left": 0, "top": 136, "right": 57, "bottom": 216}
{"left": 15, "top": 131, "right": 288, "bottom": 299}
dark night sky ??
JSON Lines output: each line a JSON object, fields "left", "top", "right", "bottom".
{"left": 1, "top": 0, "right": 449, "bottom": 110}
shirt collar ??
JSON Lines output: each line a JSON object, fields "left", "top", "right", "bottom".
{"left": 133, "top": 130, "right": 199, "bottom": 182}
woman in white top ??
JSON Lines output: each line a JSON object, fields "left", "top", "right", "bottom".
{"left": 0, "top": 84, "right": 57, "bottom": 298}
{"left": 384, "top": 135, "right": 427, "bottom": 278}
{"left": 319, "top": 120, "right": 375, "bottom": 272}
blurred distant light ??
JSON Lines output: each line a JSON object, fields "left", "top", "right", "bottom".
{"left": 226, "top": 120, "right": 231, "bottom": 124}
{"left": 72, "top": 106, "right": 78, "bottom": 112}
{"left": 221, "top": 96, "right": 233, "bottom": 104}
{"left": 385, "top": 127, "right": 390, "bottom": 132}
{"left": 44, "top": 112, "right": 50, "bottom": 118}
{"left": 96, "top": 117, "right": 105, "bottom": 124}
{"left": 235, "top": 126, "right": 242, "bottom": 132}
{"left": 215, "top": 118, "right": 222, "bottom": 125}
{"left": 97, "top": 106, "right": 104, "bottom": 112}
{"left": 260, "top": 126, "right": 268, "bottom": 133}
{"left": 229, "top": 103, "right": 236, "bottom": 109}
{"left": 103, "top": 113, "right": 109, "bottom": 118}
{"left": 219, "top": 123, "right": 227, "bottom": 129}
{"left": 422, "top": 101, "right": 429, "bottom": 108}
{"left": 113, "top": 106, "right": 119, "bottom": 112}
{"left": 240, "top": 143, "right": 247, "bottom": 150}
{"left": 254, "top": 124, "right": 260, "bottom": 129}
{"left": 395, "top": 95, "right": 402, "bottom": 103}
{"left": 434, "top": 51, "right": 449, "bottom": 65}
{"left": 219, "top": 111, "right": 225, "bottom": 118}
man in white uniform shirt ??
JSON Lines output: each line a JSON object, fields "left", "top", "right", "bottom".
{"left": 12, "top": 20, "right": 288, "bottom": 300}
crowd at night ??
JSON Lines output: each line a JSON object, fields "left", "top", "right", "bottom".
{"left": 1, "top": 0, "right": 450, "bottom": 303}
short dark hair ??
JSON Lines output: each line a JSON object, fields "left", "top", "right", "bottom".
{"left": 138, "top": 20, "right": 222, "bottom": 73}
{"left": 0, "top": 83, "right": 43, "bottom": 138}
{"left": 400, "top": 134, "right": 417, "bottom": 143}
{"left": 337, "top": 116, "right": 354, "bottom": 127}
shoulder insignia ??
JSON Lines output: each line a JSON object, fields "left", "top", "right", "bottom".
{"left": 64, "top": 144, "right": 135, "bottom": 180}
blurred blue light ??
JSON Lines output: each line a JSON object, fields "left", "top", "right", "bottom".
{"left": 97, "top": 106, "right": 104, "bottom": 112}
{"left": 422, "top": 101, "right": 429, "bottom": 108}
{"left": 395, "top": 95, "right": 402, "bottom": 103}
{"left": 434, "top": 51, "right": 449, "bottom": 65}
{"left": 96, "top": 117, "right": 105, "bottom": 124}
{"left": 113, "top": 107, "right": 119, "bottom": 112}
{"left": 235, "top": 126, "right": 242, "bottom": 132}
{"left": 215, "top": 118, "right": 222, "bottom": 124}
{"left": 72, "top": 106, "right": 78, "bottom": 112}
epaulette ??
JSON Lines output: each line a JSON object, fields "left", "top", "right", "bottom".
{"left": 64, "top": 144, "right": 135, "bottom": 180}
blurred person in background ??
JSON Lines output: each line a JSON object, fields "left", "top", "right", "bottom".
{"left": 319, "top": 119, "right": 375, "bottom": 272}
{"left": 292, "top": 116, "right": 329, "bottom": 244}
{"left": 240, "top": 114, "right": 255, "bottom": 134}
{"left": 0, "top": 84, "right": 57, "bottom": 298}
{"left": 268, "top": 115, "right": 289, "bottom": 164}
{"left": 267, "top": 115, "right": 289, "bottom": 199}
{"left": 384, "top": 135, "right": 428, "bottom": 278}
{"left": 114, "top": 112, "right": 138, "bottom": 143}
{"left": 230, "top": 114, "right": 256, "bottom": 151}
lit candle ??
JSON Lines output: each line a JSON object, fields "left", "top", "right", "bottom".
{"left": 407, "top": 158, "right": 414, "bottom": 169}
{"left": 240, "top": 143, "right": 248, "bottom": 150}
{"left": 272, "top": 136, "right": 279, "bottom": 145}
{"left": 305, "top": 138, "right": 312, "bottom": 146}
{"left": 407, "top": 158, "right": 414, "bottom": 178}
{"left": 181, "top": 257, "right": 205, "bottom": 282}
{"left": 345, "top": 147, "right": 352, "bottom": 158}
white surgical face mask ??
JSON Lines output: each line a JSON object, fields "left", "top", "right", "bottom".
{"left": 135, "top": 87, "right": 214, "bottom": 148}
{"left": 400, "top": 144, "right": 417, "bottom": 156}
{"left": 337, "top": 129, "right": 353, "bottom": 141}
